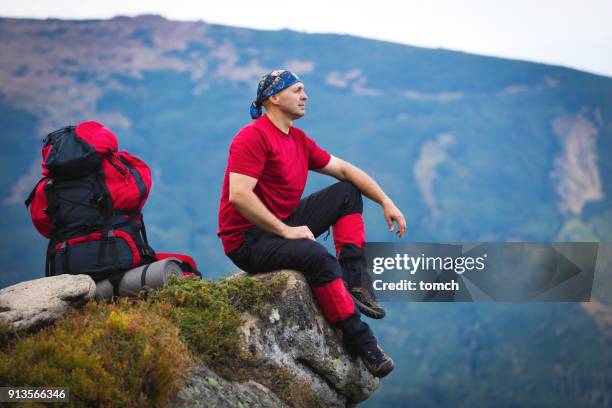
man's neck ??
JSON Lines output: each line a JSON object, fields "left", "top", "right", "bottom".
{"left": 265, "top": 111, "right": 292, "bottom": 134}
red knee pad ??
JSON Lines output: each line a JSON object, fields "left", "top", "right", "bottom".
{"left": 312, "top": 278, "right": 355, "bottom": 323}
{"left": 333, "top": 213, "right": 365, "bottom": 256}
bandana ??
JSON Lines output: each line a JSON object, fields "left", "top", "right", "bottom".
{"left": 250, "top": 70, "right": 302, "bottom": 119}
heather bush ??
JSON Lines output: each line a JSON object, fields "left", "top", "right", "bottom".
{"left": 0, "top": 299, "right": 189, "bottom": 407}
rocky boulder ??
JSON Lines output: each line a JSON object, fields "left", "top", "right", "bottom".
{"left": 0, "top": 274, "right": 96, "bottom": 331}
{"left": 179, "top": 364, "right": 288, "bottom": 408}
{"left": 234, "top": 270, "right": 378, "bottom": 407}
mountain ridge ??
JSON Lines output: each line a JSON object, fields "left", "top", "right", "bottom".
{"left": 0, "top": 15, "right": 610, "bottom": 407}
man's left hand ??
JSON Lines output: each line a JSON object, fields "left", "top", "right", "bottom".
{"left": 383, "top": 200, "right": 407, "bottom": 238}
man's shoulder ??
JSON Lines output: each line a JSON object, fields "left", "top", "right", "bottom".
{"left": 234, "top": 120, "right": 267, "bottom": 142}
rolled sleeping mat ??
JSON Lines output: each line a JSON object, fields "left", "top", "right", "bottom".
{"left": 95, "top": 258, "right": 183, "bottom": 300}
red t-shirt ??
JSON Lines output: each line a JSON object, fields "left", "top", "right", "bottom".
{"left": 217, "top": 114, "right": 331, "bottom": 254}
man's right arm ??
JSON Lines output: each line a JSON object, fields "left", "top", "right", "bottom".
{"left": 229, "top": 172, "right": 315, "bottom": 240}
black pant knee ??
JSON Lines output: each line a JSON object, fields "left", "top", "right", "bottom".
{"left": 303, "top": 241, "right": 343, "bottom": 287}
{"left": 334, "top": 181, "right": 363, "bottom": 215}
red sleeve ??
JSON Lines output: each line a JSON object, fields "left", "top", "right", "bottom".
{"left": 228, "top": 127, "right": 268, "bottom": 179}
{"left": 304, "top": 133, "right": 331, "bottom": 170}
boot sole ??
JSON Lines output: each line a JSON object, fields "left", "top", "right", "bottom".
{"left": 365, "top": 357, "right": 395, "bottom": 378}
{"left": 351, "top": 293, "right": 386, "bottom": 319}
{"left": 375, "top": 359, "right": 395, "bottom": 378}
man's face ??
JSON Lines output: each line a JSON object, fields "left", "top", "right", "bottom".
{"left": 270, "top": 82, "right": 308, "bottom": 119}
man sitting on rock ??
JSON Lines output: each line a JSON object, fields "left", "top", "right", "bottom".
{"left": 217, "top": 70, "right": 406, "bottom": 378}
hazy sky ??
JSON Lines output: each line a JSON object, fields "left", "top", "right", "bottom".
{"left": 2, "top": 0, "right": 611, "bottom": 77}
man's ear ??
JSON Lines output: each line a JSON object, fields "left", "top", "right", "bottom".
{"left": 267, "top": 94, "right": 280, "bottom": 106}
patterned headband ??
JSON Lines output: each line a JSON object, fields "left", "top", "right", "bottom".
{"left": 250, "top": 70, "right": 302, "bottom": 119}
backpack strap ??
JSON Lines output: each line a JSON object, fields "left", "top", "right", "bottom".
{"left": 58, "top": 242, "right": 69, "bottom": 274}
{"left": 140, "top": 214, "right": 149, "bottom": 245}
{"left": 118, "top": 155, "right": 147, "bottom": 209}
{"left": 97, "top": 229, "right": 119, "bottom": 267}
{"left": 107, "top": 271, "right": 124, "bottom": 299}
{"left": 128, "top": 212, "right": 155, "bottom": 261}
{"left": 44, "top": 180, "right": 61, "bottom": 277}
{"left": 109, "top": 231, "right": 119, "bottom": 272}
{"left": 95, "top": 168, "right": 115, "bottom": 266}
{"left": 120, "top": 154, "right": 154, "bottom": 262}
{"left": 103, "top": 229, "right": 123, "bottom": 298}
{"left": 140, "top": 262, "right": 152, "bottom": 288}
{"left": 46, "top": 241, "right": 57, "bottom": 277}
{"left": 24, "top": 177, "right": 47, "bottom": 208}
{"left": 45, "top": 244, "right": 53, "bottom": 277}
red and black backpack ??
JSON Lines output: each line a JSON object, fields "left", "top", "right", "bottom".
{"left": 25, "top": 121, "right": 157, "bottom": 289}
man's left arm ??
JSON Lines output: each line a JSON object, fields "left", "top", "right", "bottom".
{"left": 314, "top": 155, "right": 407, "bottom": 237}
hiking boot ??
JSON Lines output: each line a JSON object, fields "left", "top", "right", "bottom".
{"left": 338, "top": 245, "right": 386, "bottom": 319}
{"left": 348, "top": 285, "right": 386, "bottom": 319}
{"left": 359, "top": 343, "right": 394, "bottom": 378}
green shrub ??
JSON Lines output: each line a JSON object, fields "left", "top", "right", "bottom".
{"left": 0, "top": 299, "right": 190, "bottom": 407}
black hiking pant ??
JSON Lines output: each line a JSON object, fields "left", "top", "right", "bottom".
{"left": 227, "top": 181, "right": 375, "bottom": 352}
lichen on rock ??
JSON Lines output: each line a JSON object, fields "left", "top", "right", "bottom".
{"left": 233, "top": 270, "right": 379, "bottom": 407}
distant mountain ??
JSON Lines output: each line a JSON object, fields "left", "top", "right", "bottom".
{"left": 0, "top": 15, "right": 610, "bottom": 407}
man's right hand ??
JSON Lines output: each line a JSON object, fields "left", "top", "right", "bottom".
{"left": 229, "top": 172, "right": 315, "bottom": 241}
{"left": 281, "top": 225, "right": 315, "bottom": 240}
